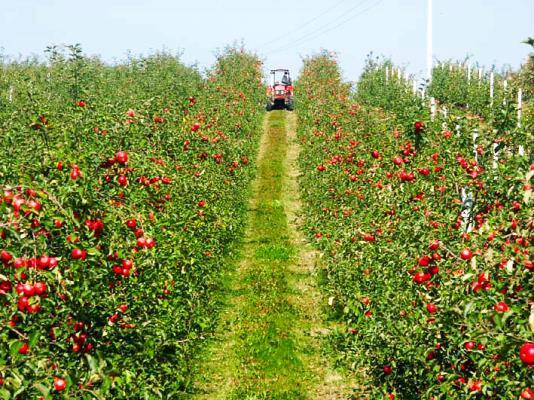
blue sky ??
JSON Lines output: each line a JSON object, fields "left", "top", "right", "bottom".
{"left": 1, "top": 0, "right": 532, "bottom": 81}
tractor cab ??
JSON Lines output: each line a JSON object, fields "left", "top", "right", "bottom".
{"left": 266, "top": 69, "right": 294, "bottom": 111}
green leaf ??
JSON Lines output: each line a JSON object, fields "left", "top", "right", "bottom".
{"left": 33, "top": 383, "right": 50, "bottom": 398}
{"left": 9, "top": 340, "right": 22, "bottom": 357}
{"left": 85, "top": 354, "right": 97, "bottom": 373}
{"left": 29, "top": 331, "right": 40, "bottom": 348}
{"left": 464, "top": 302, "right": 475, "bottom": 317}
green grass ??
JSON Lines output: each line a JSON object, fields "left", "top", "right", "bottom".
{"left": 226, "top": 110, "right": 308, "bottom": 399}
{"left": 188, "top": 110, "right": 355, "bottom": 400}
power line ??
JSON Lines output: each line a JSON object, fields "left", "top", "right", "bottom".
{"left": 265, "top": 0, "right": 385, "bottom": 56}
{"left": 296, "top": 0, "right": 384, "bottom": 45}
{"left": 264, "top": 0, "right": 371, "bottom": 51}
{"left": 266, "top": 0, "right": 383, "bottom": 55}
{"left": 259, "top": 0, "right": 352, "bottom": 48}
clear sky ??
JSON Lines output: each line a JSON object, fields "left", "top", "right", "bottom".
{"left": 1, "top": 0, "right": 532, "bottom": 81}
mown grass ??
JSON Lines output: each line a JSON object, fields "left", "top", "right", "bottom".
{"left": 188, "top": 110, "right": 354, "bottom": 400}
{"left": 225, "top": 110, "right": 310, "bottom": 399}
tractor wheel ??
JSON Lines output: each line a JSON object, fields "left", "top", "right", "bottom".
{"left": 266, "top": 102, "right": 273, "bottom": 111}
{"left": 286, "top": 100, "right": 294, "bottom": 111}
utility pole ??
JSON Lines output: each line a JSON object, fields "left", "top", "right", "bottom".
{"left": 427, "top": 0, "right": 433, "bottom": 83}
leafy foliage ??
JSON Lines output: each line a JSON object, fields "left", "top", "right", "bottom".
{"left": 0, "top": 46, "right": 264, "bottom": 398}
{"left": 296, "top": 53, "right": 532, "bottom": 399}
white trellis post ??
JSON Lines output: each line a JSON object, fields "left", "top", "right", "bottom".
{"left": 430, "top": 97, "right": 437, "bottom": 120}
{"left": 467, "top": 64, "right": 471, "bottom": 83}
{"left": 461, "top": 187, "right": 474, "bottom": 233}
{"left": 385, "top": 66, "right": 389, "bottom": 84}
{"left": 8, "top": 86, "right": 13, "bottom": 102}
{"left": 493, "top": 143, "right": 500, "bottom": 169}
{"left": 503, "top": 80, "right": 508, "bottom": 105}
{"left": 489, "top": 72, "right": 494, "bottom": 107}
{"left": 412, "top": 80, "right": 417, "bottom": 95}
{"left": 455, "top": 123, "right": 461, "bottom": 139}
{"left": 473, "top": 128, "right": 479, "bottom": 163}
{"left": 518, "top": 88, "right": 523, "bottom": 127}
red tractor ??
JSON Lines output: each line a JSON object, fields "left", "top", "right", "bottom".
{"left": 266, "top": 69, "right": 294, "bottom": 111}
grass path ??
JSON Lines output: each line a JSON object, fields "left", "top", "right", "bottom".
{"left": 189, "top": 111, "right": 355, "bottom": 399}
